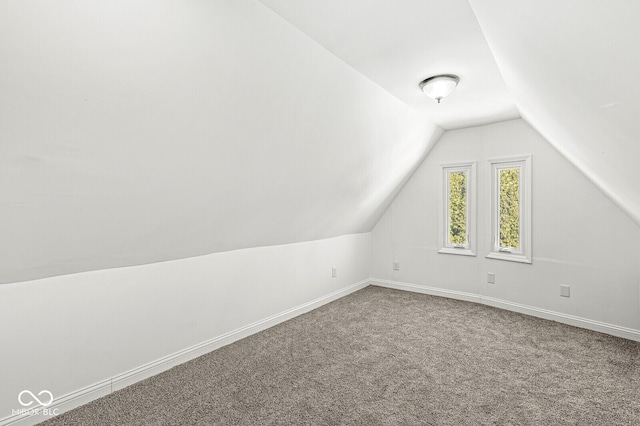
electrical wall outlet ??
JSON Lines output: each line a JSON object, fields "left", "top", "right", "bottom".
{"left": 487, "top": 273, "right": 495, "bottom": 284}
{"left": 332, "top": 267, "right": 337, "bottom": 278}
{"left": 393, "top": 260, "right": 400, "bottom": 271}
{"left": 560, "top": 284, "right": 570, "bottom": 297}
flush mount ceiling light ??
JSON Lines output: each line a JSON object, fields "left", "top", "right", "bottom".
{"left": 419, "top": 74, "right": 460, "bottom": 103}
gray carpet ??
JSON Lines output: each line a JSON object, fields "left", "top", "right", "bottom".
{"left": 42, "top": 286, "right": 640, "bottom": 425}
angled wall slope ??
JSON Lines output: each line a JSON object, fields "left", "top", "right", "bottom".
{"left": 469, "top": 0, "right": 640, "bottom": 227}
{"left": 0, "top": 0, "right": 440, "bottom": 284}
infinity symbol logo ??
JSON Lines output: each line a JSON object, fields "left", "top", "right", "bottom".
{"left": 18, "top": 390, "right": 54, "bottom": 407}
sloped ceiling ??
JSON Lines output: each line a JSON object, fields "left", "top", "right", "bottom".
{"left": 262, "top": 0, "right": 640, "bottom": 226}
{"left": 0, "top": 0, "right": 440, "bottom": 284}
{"left": 468, "top": 0, "right": 640, "bottom": 226}
{"left": 2, "top": 0, "right": 638, "bottom": 284}
{"left": 259, "top": 0, "right": 519, "bottom": 130}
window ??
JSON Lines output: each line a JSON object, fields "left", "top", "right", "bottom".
{"left": 439, "top": 162, "right": 476, "bottom": 256}
{"left": 488, "top": 156, "right": 531, "bottom": 263}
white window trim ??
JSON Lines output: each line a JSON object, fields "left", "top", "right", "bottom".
{"left": 486, "top": 155, "right": 532, "bottom": 264}
{"left": 438, "top": 161, "right": 476, "bottom": 257}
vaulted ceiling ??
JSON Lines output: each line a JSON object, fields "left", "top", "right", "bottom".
{"left": 259, "top": 0, "right": 519, "bottom": 130}
{"left": 262, "top": 0, "right": 640, "bottom": 225}
{"left": 469, "top": 0, "right": 640, "bottom": 227}
{"left": 1, "top": 0, "right": 638, "bottom": 284}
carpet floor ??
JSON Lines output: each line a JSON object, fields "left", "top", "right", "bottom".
{"left": 42, "top": 286, "right": 640, "bottom": 425}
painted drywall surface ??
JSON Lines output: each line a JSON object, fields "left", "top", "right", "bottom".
{"left": 259, "top": 0, "right": 519, "bottom": 129}
{"left": 0, "top": 0, "right": 439, "bottom": 284}
{"left": 372, "top": 119, "right": 640, "bottom": 330}
{"left": 0, "top": 233, "right": 371, "bottom": 418}
{"left": 469, "top": 0, "right": 640, "bottom": 226}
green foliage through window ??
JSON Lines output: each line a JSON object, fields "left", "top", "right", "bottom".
{"left": 499, "top": 168, "right": 520, "bottom": 249}
{"left": 448, "top": 171, "right": 467, "bottom": 245}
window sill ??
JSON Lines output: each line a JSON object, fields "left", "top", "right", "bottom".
{"left": 486, "top": 252, "right": 531, "bottom": 264}
{"left": 438, "top": 247, "right": 476, "bottom": 257}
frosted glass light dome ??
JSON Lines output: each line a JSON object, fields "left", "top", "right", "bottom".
{"left": 419, "top": 74, "right": 460, "bottom": 103}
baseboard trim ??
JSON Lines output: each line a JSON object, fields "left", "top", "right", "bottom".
{"left": 371, "top": 279, "right": 481, "bottom": 304}
{"left": 0, "top": 279, "right": 370, "bottom": 426}
{"left": 371, "top": 278, "right": 640, "bottom": 342}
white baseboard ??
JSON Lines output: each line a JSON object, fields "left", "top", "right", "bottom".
{"left": 0, "top": 279, "right": 370, "bottom": 426}
{"left": 372, "top": 279, "right": 482, "bottom": 304}
{"left": 371, "top": 278, "right": 640, "bottom": 342}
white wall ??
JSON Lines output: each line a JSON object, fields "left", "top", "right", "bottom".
{"left": 372, "top": 119, "right": 640, "bottom": 334}
{"left": 0, "top": 0, "right": 439, "bottom": 284}
{"left": 0, "top": 233, "right": 370, "bottom": 421}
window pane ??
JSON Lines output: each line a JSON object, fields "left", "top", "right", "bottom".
{"left": 499, "top": 168, "right": 520, "bottom": 249}
{"left": 448, "top": 171, "right": 467, "bottom": 245}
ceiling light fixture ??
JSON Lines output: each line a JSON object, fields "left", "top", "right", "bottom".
{"left": 419, "top": 74, "right": 460, "bottom": 103}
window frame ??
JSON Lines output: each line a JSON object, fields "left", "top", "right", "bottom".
{"left": 487, "top": 155, "right": 532, "bottom": 264}
{"left": 438, "top": 161, "right": 476, "bottom": 257}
